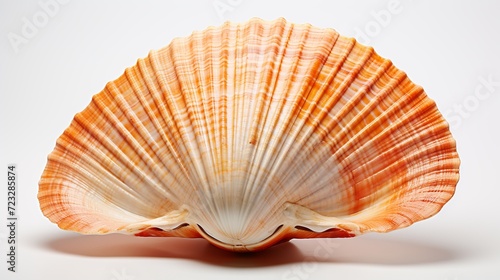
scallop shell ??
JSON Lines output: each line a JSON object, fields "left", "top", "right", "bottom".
{"left": 38, "top": 18, "right": 460, "bottom": 252}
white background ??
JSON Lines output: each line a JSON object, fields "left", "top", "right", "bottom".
{"left": 1, "top": 0, "right": 499, "bottom": 279}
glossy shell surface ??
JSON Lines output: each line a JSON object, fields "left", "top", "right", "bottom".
{"left": 38, "top": 18, "right": 460, "bottom": 252}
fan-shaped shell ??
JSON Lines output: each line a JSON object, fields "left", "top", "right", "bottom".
{"left": 38, "top": 18, "right": 460, "bottom": 252}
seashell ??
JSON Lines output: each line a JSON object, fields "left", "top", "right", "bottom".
{"left": 38, "top": 18, "right": 460, "bottom": 252}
